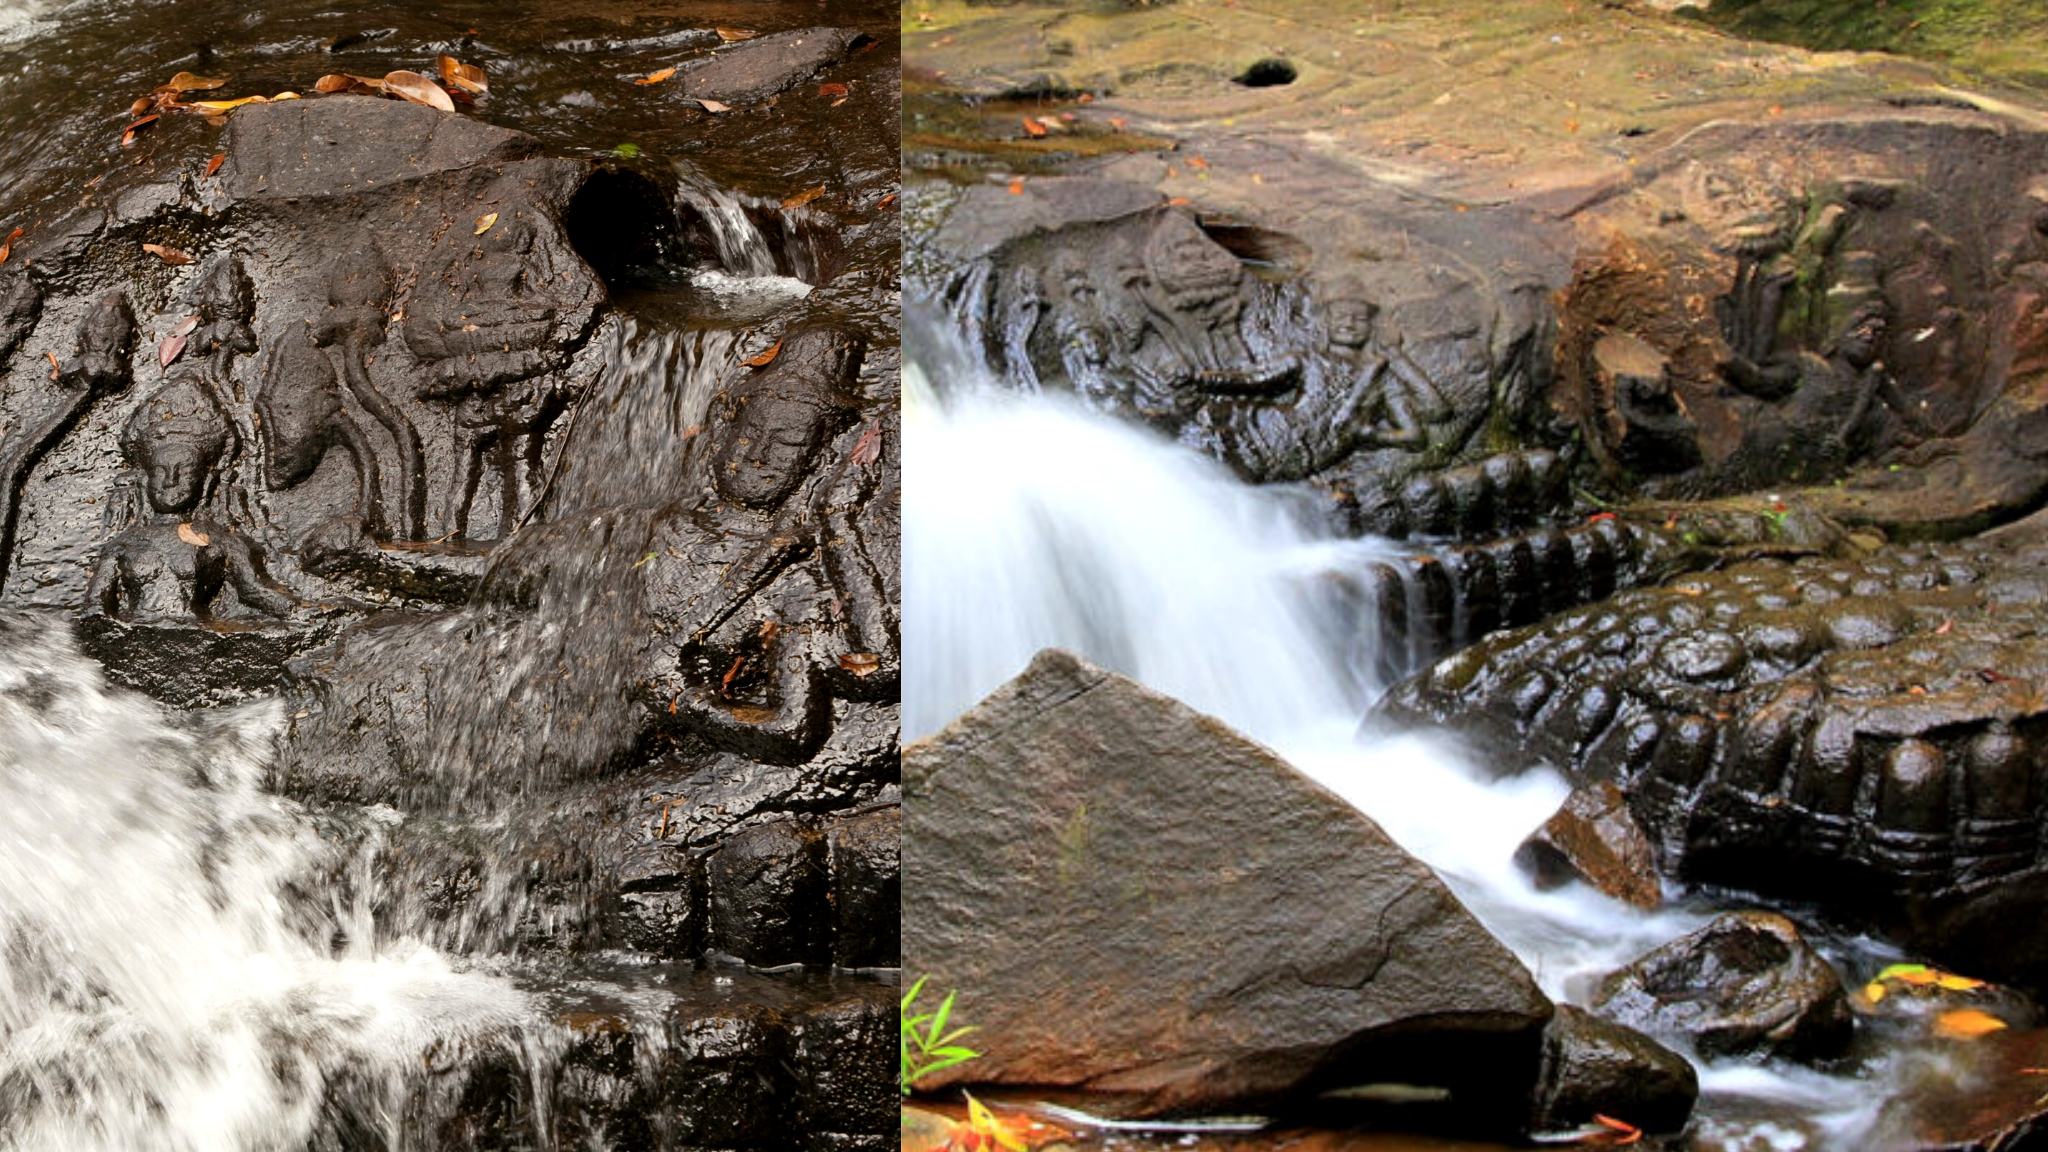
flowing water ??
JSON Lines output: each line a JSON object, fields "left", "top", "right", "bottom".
{"left": 902, "top": 344, "right": 1958, "bottom": 1149}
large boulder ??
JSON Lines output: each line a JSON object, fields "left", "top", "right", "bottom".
{"left": 903, "top": 649, "right": 1553, "bottom": 1118}
{"left": 1526, "top": 1006, "right": 1697, "bottom": 1136}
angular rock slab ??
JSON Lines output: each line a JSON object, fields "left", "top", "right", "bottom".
{"left": 904, "top": 649, "right": 1552, "bottom": 1116}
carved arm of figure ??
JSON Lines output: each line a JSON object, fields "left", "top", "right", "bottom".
{"left": 814, "top": 426, "right": 897, "bottom": 692}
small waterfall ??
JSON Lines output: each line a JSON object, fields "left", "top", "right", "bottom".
{"left": 0, "top": 612, "right": 525, "bottom": 1152}
{"left": 669, "top": 164, "right": 822, "bottom": 308}
{"left": 904, "top": 344, "right": 1898, "bottom": 1146}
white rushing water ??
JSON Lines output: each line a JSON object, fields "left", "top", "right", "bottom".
{"left": 902, "top": 356, "right": 1895, "bottom": 1146}
{"left": 0, "top": 614, "right": 525, "bottom": 1152}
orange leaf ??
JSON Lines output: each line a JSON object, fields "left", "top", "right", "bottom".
{"left": 1590, "top": 1114, "right": 1642, "bottom": 1145}
{"left": 1108, "top": 116, "right": 1127, "bottom": 129}
{"left": 1186, "top": 155, "right": 1208, "bottom": 169}
{"left": 205, "top": 153, "right": 225, "bottom": 178}
{"left": 314, "top": 74, "right": 356, "bottom": 93}
{"left": 1022, "top": 116, "right": 1047, "bottom": 137}
{"left": 142, "top": 243, "right": 195, "bottom": 265}
{"left": 437, "top": 54, "right": 488, "bottom": 95}
{"left": 1006, "top": 179, "right": 1024, "bottom": 195}
{"left": 45, "top": 351, "right": 59, "bottom": 380}
{"left": 782, "top": 185, "right": 826, "bottom": 210}
{"left": 743, "top": 338, "right": 783, "bottom": 368}
{"left": 176, "top": 523, "right": 211, "bottom": 547}
{"left": 156, "top": 72, "right": 227, "bottom": 95}
{"left": 877, "top": 192, "right": 898, "bottom": 208}
{"left": 1935, "top": 1009, "right": 2008, "bottom": 1040}
{"left": 0, "top": 226, "right": 20, "bottom": 266}
{"left": 716, "top": 26, "right": 758, "bottom": 40}
{"left": 1167, "top": 197, "right": 1191, "bottom": 206}
{"left": 839, "top": 652, "right": 880, "bottom": 677}
{"left": 382, "top": 70, "right": 456, "bottom": 112}
{"left": 819, "top": 82, "right": 849, "bottom": 97}
{"left": 636, "top": 67, "right": 677, "bottom": 85}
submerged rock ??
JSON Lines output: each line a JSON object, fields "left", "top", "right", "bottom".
{"left": 1593, "top": 912, "right": 1853, "bottom": 1063}
{"left": 678, "top": 28, "right": 867, "bottom": 106}
{"left": 904, "top": 648, "right": 1553, "bottom": 1118}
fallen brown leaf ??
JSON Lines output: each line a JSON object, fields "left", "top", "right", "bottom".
{"left": 129, "top": 96, "right": 155, "bottom": 118}
{"left": 877, "top": 192, "right": 898, "bottom": 208}
{"left": 437, "top": 54, "right": 488, "bottom": 95}
{"left": 158, "top": 332, "right": 188, "bottom": 369}
{"left": 715, "top": 26, "right": 758, "bottom": 40}
{"left": 204, "top": 153, "right": 225, "bottom": 178}
{"left": 142, "top": 243, "right": 195, "bottom": 265}
{"left": 1007, "top": 179, "right": 1024, "bottom": 195}
{"left": 176, "top": 523, "right": 211, "bottom": 547}
{"left": 1021, "top": 116, "right": 1047, "bottom": 138}
{"left": 782, "top": 185, "right": 826, "bottom": 210}
{"left": 475, "top": 211, "right": 498, "bottom": 235}
{"left": 719, "top": 655, "right": 745, "bottom": 696}
{"left": 0, "top": 226, "right": 20, "bottom": 266}
{"left": 839, "top": 653, "right": 880, "bottom": 677}
{"left": 693, "top": 97, "right": 733, "bottom": 112}
{"left": 382, "top": 70, "right": 456, "bottom": 113}
{"left": 45, "top": 351, "right": 58, "bottom": 380}
{"left": 636, "top": 67, "right": 677, "bottom": 85}
{"left": 819, "top": 82, "right": 849, "bottom": 97}
{"left": 830, "top": 97, "right": 847, "bottom": 107}
{"left": 743, "top": 338, "right": 783, "bottom": 368}
{"left": 314, "top": 74, "right": 356, "bottom": 93}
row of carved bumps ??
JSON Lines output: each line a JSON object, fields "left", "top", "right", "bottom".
{"left": 1353, "top": 448, "right": 1570, "bottom": 540}
{"left": 1387, "top": 549, "right": 2047, "bottom": 895}
{"left": 1330, "top": 515, "right": 1681, "bottom": 684}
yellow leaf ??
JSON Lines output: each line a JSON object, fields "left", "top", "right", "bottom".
{"left": 159, "top": 72, "right": 228, "bottom": 94}
{"left": 475, "top": 212, "right": 498, "bottom": 235}
{"left": 185, "top": 95, "right": 270, "bottom": 113}
{"left": 1937, "top": 973, "right": 1988, "bottom": 992}
{"left": 1934, "top": 1008, "right": 2008, "bottom": 1040}
{"left": 965, "top": 1095, "right": 1029, "bottom": 1152}
{"left": 1864, "top": 981, "right": 1887, "bottom": 1003}
{"left": 176, "top": 523, "right": 211, "bottom": 547}
{"left": 782, "top": 185, "right": 826, "bottom": 210}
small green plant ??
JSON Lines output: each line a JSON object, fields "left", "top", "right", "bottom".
{"left": 901, "top": 975, "right": 980, "bottom": 1095}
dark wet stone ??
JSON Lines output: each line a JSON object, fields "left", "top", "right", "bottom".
{"left": 906, "top": 649, "right": 1553, "bottom": 1117}
{"left": 827, "top": 806, "right": 900, "bottom": 968}
{"left": 1514, "top": 781, "right": 1662, "bottom": 909}
{"left": 1593, "top": 912, "right": 1853, "bottom": 1062}
{"left": 1526, "top": 1005, "right": 1697, "bottom": 1135}
{"left": 678, "top": 28, "right": 866, "bottom": 106}
{"left": 708, "top": 818, "right": 831, "bottom": 967}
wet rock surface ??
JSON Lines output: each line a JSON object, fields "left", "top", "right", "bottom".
{"left": 1592, "top": 912, "right": 1853, "bottom": 1063}
{"left": 0, "top": 1, "right": 899, "bottom": 1147}
{"left": 904, "top": 648, "right": 1553, "bottom": 1119}
{"left": 1526, "top": 1005, "right": 1697, "bottom": 1136}
{"left": 1378, "top": 523, "right": 2048, "bottom": 988}
{"left": 1514, "top": 781, "right": 1663, "bottom": 909}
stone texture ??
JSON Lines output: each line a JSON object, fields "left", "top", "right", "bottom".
{"left": 1526, "top": 1005, "right": 1697, "bottom": 1136}
{"left": 904, "top": 648, "right": 1553, "bottom": 1116}
{"left": 1593, "top": 912, "right": 1853, "bottom": 1063}
{"left": 1515, "top": 781, "right": 1663, "bottom": 909}
{"left": 679, "top": 28, "right": 866, "bottom": 106}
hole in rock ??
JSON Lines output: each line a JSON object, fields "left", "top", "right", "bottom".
{"left": 1234, "top": 58, "right": 1297, "bottom": 87}
{"left": 564, "top": 166, "right": 680, "bottom": 283}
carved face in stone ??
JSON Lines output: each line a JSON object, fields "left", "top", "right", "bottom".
{"left": 121, "top": 377, "right": 230, "bottom": 515}
{"left": 713, "top": 330, "right": 860, "bottom": 511}
{"left": 1321, "top": 282, "right": 1378, "bottom": 352}
{"left": 1145, "top": 212, "right": 1244, "bottom": 328}
{"left": 190, "top": 254, "right": 253, "bottom": 323}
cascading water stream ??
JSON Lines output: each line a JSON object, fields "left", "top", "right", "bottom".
{"left": 0, "top": 614, "right": 526, "bottom": 1152}
{"left": 903, "top": 351, "right": 1918, "bottom": 1149}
